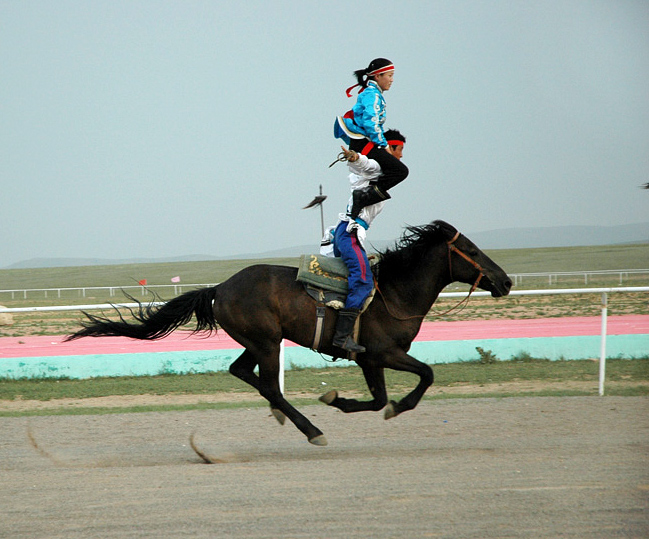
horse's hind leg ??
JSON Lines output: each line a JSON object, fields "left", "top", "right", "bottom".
{"left": 229, "top": 350, "right": 285, "bottom": 425}
{"left": 229, "top": 350, "right": 260, "bottom": 389}
{"left": 258, "top": 357, "right": 327, "bottom": 446}
{"left": 320, "top": 365, "right": 388, "bottom": 413}
{"left": 232, "top": 345, "right": 327, "bottom": 445}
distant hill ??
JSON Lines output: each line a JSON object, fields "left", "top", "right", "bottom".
{"left": 464, "top": 222, "right": 649, "bottom": 250}
{"left": 4, "top": 222, "right": 648, "bottom": 269}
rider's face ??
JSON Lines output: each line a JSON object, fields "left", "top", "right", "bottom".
{"left": 391, "top": 144, "right": 404, "bottom": 160}
{"left": 374, "top": 70, "right": 394, "bottom": 92}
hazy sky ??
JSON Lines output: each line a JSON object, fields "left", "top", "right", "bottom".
{"left": 1, "top": 0, "right": 648, "bottom": 267}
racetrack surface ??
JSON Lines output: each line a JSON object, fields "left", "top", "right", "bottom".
{"left": 1, "top": 397, "right": 647, "bottom": 538}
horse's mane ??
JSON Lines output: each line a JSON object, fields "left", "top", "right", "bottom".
{"left": 375, "top": 220, "right": 457, "bottom": 280}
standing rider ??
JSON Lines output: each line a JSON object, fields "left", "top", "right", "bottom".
{"left": 322, "top": 129, "right": 407, "bottom": 353}
{"left": 334, "top": 58, "right": 409, "bottom": 219}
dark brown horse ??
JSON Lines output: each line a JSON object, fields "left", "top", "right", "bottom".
{"left": 66, "top": 220, "right": 511, "bottom": 445}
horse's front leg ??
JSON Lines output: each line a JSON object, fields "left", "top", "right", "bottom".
{"left": 319, "top": 364, "right": 388, "bottom": 413}
{"left": 382, "top": 351, "right": 434, "bottom": 420}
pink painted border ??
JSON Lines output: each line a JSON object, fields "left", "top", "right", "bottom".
{"left": 1, "top": 315, "right": 647, "bottom": 359}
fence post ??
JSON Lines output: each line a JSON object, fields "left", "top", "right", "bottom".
{"left": 279, "top": 340, "right": 285, "bottom": 394}
{"left": 598, "top": 292, "right": 608, "bottom": 396}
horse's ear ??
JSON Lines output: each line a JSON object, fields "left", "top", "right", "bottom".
{"left": 432, "top": 220, "right": 458, "bottom": 241}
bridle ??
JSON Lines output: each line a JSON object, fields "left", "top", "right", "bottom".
{"left": 376, "top": 230, "right": 486, "bottom": 321}
{"left": 446, "top": 231, "right": 485, "bottom": 295}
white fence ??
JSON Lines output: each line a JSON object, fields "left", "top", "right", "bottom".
{"left": 511, "top": 269, "right": 649, "bottom": 286}
{"left": 0, "top": 283, "right": 215, "bottom": 300}
{"left": 1, "top": 286, "right": 648, "bottom": 396}
{"left": 2, "top": 269, "right": 648, "bottom": 300}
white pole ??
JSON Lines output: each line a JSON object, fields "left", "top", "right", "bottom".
{"left": 599, "top": 292, "right": 608, "bottom": 396}
{"left": 279, "top": 339, "right": 285, "bottom": 394}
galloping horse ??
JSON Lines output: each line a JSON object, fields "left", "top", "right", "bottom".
{"left": 66, "top": 220, "right": 512, "bottom": 445}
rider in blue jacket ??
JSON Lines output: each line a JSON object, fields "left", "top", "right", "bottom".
{"left": 334, "top": 58, "right": 409, "bottom": 219}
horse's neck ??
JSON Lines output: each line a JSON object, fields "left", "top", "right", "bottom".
{"left": 383, "top": 244, "right": 451, "bottom": 315}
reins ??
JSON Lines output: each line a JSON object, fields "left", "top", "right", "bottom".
{"left": 376, "top": 231, "right": 486, "bottom": 321}
{"left": 375, "top": 282, "right": 427, "bottom": 321}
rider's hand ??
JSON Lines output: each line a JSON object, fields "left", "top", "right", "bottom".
{"left": 340, "top": 145, "right": 359, "bottom": 162}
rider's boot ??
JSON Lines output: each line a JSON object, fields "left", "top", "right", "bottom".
{"left": 349, "top": 183, "right": 391, "bottom": 219}
{"left": 332, "top": 309, "right": 366, "bottom": 353}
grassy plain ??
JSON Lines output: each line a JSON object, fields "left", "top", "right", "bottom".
{"left": 1, "top": 243, "right": 648, "bottom": 336}
{"left": 2, "top": 245, "right": 649, "bottom": 335}
{"left": 2, "top": 243, "right": 648, "bottom": 291}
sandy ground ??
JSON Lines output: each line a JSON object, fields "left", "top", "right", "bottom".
{"left": 2, "top": 379, "right": 648, "bottom": 413}
{"left": 1, "top": 396, "right": 647, "bottom": 538}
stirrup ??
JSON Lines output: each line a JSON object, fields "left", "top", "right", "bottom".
{"left": 334, "top": 336, "right": 366, "bottom": 354}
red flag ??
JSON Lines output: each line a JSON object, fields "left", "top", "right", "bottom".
{"left": 138, "top": 279, "right": 147, "bottom": 286}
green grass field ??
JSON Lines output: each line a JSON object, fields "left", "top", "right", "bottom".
{"left": 2, "top": 243, "right": 648, "bottom": 292}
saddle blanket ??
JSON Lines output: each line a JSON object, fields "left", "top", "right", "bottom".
{"left": 296, "top": 254, "right": 350, "bottom": 294}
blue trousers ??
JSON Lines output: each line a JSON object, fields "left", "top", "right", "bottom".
{"left": 333, "top": 221, "right": 374, "bottom": 310}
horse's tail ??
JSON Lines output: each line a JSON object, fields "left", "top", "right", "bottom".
{"left": 64, "top": 286, "right": 219, "bottom": 342}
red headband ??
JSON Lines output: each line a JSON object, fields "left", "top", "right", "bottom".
{"left": 387, "top": 139, "right": 404, "bottom": 146}
{"left": 367, "top": 64, "right": 394, "bottom": 76}
{"left": 345, "top": 64, "right": 395, "bottom": 97}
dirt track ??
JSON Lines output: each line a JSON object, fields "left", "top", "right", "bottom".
{"left": 1, "top": 397, "right": 648, "bottom": 538}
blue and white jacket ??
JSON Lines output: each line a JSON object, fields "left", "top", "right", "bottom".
{"left": 334, "top": 80, "right": 387, "bottom": 148}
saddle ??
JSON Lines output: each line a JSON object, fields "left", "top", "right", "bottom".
{"left": 297, "top": 254, "right": 349, "bottom": 307}
{"left": 296, "top": 254, "right": 377, "bottom": 357}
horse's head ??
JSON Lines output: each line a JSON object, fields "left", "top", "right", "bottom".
{"left": 435, "top": 220, "right": 512, "bottom": 297}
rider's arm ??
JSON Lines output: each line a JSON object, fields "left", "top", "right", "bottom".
{"left": 340, "top": 146, "right": 382, "bottom": 177}
{"left": 348, "top": 154, "right": 381, "bottom": 176}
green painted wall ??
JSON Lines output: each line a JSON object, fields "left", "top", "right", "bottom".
{"left": 1, "top": 335, "right": 647, "bottom": 379}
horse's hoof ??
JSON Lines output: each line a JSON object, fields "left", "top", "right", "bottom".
{"left": 308, "top": 434, "right": 328, "bottom": 446}
{"left": 384, "top": 401, "right": 398, "bottom": 420}
{"left": 319, "top": 390, "right": 338, "bottom": 405}
{"left": 270, "top": 408, "right": 286, "bottom": 425}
